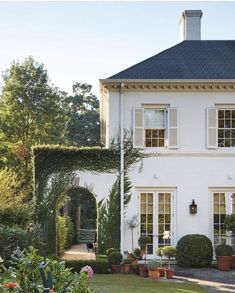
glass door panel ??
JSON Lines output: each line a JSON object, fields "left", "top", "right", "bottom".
{"left": 140, "top": 191, "right": 173, "bottom": 257}
{"left": 140, "top": 193, "right": 154, "bottom": 255}
{"left": 157, "top": 193, "right": 171, "bottom": 248}
{"left": 213, "top": 192, "right": 235, "bottom": 251}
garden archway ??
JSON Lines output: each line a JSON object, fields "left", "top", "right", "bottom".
{"left": 33, "top": 146, "right": 120, "bottom": 255}
{"left": 33, "top": 143, "right": 143, "bottom": 255}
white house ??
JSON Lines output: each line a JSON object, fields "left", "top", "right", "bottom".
{"left": 99, "top": 10, "right": 235, "bottom": 258}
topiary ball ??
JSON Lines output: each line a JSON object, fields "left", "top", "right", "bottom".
{"left": 176, "top": 234, "right": 213, "bottom": 268}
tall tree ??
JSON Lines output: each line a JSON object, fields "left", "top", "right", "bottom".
{"left": 66, "top": 83, "right": 100, "bottom": 146}
{"left": 0, "top": 56, "right": 69, "bottom": 178}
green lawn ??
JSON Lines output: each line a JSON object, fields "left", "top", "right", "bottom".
{"left": 91, "top": 274, "right": 208, "bottom": 293}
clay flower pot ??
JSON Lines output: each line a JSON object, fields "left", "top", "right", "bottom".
{"left": 111, "top": 264, "right": 122, "bottom": 273}
{"left": 148, "top": 268, "right": 160, "bottom": 279}
{"left": 217, "top": 256, "right": 232, "bottom": 271}
{"left": 165, "top": 268, "right": 174, "bottom": 279}
{"left": 159, "top": 267, "right": 165, "bottom": 277}
{"left": 123, "top": 264, "right": 132, "bottom": 274}
{"left": 232, "top": 255, "right": 235, "bottom": 269}
{"left": 131, "top": 264, "right": 139, "bottom": 275}
{"left": 139, "top": 265, "right": 149, "bottom": 277}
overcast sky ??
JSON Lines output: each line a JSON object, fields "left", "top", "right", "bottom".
{"left": 0, "top": 1, "right": 235, "bottom": 96}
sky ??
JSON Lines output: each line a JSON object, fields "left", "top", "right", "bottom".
{"left": 0, "top": 1, "right": 235, "bottom": 97}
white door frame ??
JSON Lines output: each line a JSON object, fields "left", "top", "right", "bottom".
{"left": 137, "top": 187, "right": 176, "bottom": 259}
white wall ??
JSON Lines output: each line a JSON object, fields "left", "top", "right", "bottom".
{"left": 124, "top": 155, "right": 235, "bottom": 253}
{"left": 75, "top": 171, "right": 117, "bottom": 203}
{"left": 106, "top": 89, "right": 235, "bottom": 254}
{"left": 108, "top": 90, "right": 235, "bottom": 152}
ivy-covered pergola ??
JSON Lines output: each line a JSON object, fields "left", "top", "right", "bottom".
{"left": 33, "top": 140, "right": 144, "bottom": 255}
{"left": 33, "top": 145, "right": 120, "bottom": 255}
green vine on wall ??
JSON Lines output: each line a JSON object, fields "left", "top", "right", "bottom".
{"left": 33, "top": 133, "right": 146, "bottom": 255}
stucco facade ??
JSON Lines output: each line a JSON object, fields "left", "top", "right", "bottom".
{"left": 100, "top": 85, "right": 235, "bottom": 257}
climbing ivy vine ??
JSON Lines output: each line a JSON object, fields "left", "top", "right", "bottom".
{"left": 33, "top": 133, "right": 146, "bottom": 255}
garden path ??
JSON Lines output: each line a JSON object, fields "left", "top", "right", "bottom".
{"left": 175, "top": 267, "right": 235, "bottom": 293}
{"left": 61, "top": 244, "right": 96, "bottom": 260}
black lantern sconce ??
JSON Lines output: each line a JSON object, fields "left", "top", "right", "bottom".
{"left": 190, "top": 199, "right": 197, "bottom": 215}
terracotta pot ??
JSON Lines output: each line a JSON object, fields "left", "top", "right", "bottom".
{"left": 232, "top": 255, "right": 235, "bottom": 269}
{"left": 165, "top": 268, "right": 174, "bottom": 279}
{"left": 132, "top": 259, "right": 138, "bottom": 265}
{"left": 139, "top": 265, "right": 149, "bottom": 278}
{"left": 111, "top": 264, "right": 122, "bottom": 273}
{"left": 132, "top": 264, "right": 139, "bottom": 275}
{"left": 123, "top": 264, "right": 132, "bottom": 274}
{"left": 217, "top": 256, "right": 232, "bottom": 271}
{"left": 148, "top": 268, "right": 160, "bottom": 279}
{"left": 159, "top": 267, "right": 165, "bottom": 277}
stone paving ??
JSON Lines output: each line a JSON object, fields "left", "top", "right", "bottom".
{"left": 61, "top": 244, "right": 96, "bottom": 260}
{"left": 175, "top": 267, "right": 235, "bottom": 293}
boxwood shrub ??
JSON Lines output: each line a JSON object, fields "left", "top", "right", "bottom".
{"left": 0, "top": 224, "right": 42, "bottom": 260}
{"left": 65, "top": 258, "right": 108, "bottom": 274}
{"left": 176, "top": 234, "right": 213, "bottom": 268}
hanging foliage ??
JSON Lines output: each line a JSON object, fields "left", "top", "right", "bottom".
{"left": 33, "top": 133, "right": 146, "bottom": 255}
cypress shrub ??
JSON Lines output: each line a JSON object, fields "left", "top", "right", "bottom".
{"left": 176, "top": 234, "right": 213, "bottom": 268}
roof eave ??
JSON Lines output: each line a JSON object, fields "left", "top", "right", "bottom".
{"left": 100, "top": 78, "right": 235, "bottom": 84}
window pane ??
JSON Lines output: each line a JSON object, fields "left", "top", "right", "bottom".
{"left": 145, "top": 109, "right": 165, "bottom": 128}
{"left": 225, "top": 110, "right": 231, "bottom": 119}
{"left": 225, "top": 120, "right": 231, "bottom": 128}
{"left": 145, "top": 129, "right": 151, "bottom": 138}
{"left": 219, "top": 110, "right": 224, "bottom": 119}
{"left": 218, "top": 129, "right": 224, "bottom": 138}
{"left": 219, "top": 119, "right": 224, "bottom": 128}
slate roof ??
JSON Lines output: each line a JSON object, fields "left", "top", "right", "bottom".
{"left": 108, "top": 40, "right": 235, "bottom": 80}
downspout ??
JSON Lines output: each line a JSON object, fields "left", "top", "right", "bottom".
{"left": 120, "top": 82, "right": 125, "bottom": 256}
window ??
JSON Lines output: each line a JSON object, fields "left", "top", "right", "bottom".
{"left": 133, "top": 107, "right": 179, "bottom": 149}
{"left": 213, "top": 192, "right": 235, "bottom": 252}
{"left": 218, "top": 109, "right": 235, "bottom": 147}
{"left": 144, "top": 109, "right": 166, "bottom": 147}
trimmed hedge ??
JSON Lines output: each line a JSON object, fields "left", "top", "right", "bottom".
{"left": 65, "top": 259, "right": 109, "bottom": 274}
{"left": 176, "top": 234, "right": 213, "bottom": 268}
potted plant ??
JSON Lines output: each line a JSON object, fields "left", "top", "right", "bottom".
{"left": 224, "top": 214, "right": 235, "bottom": 269}
{"left": 108, "top": 251, "right": 123, "bottom": 273}
{"left": 132, "top": 248, "right": 141, "bottom": 264}
{"left": 162, "top": 246, "right": 177, "bottom": 279}
{"left": 147, "top": 259, "right": 161, "bottom": 279}
{"left": 215, "top": 244, "right": 233, "bottom": 271}
{"left": 138, "top": 235, "right": 150, "bottom": 277}
{"left": 123, "top": 258, "right": 132, "bottom": 274}
{"left": 156, "top": 247, "right": 165, "bottom": 277}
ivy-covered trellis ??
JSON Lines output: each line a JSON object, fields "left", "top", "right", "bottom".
{"left": 33, "top": 135, "right": 145, "bottom": 255}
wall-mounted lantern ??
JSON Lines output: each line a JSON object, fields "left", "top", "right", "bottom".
{"left": 190, "top": 199, "right": 197, "bottom": 215}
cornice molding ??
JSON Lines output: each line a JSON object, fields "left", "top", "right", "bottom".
{"left": 102, "top": 82, "right": 235, "bottom": 92}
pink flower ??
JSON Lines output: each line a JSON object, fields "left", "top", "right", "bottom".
{"left": 3, "top": 282, "right": 18, "bottom": 289}
{"left": 80, "top": 265, "right": 94, "bottom": 279}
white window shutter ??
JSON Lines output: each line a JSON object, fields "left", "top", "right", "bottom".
{"left": 207, "top": 108, "right": 218, "bottom": 149}
{"left": 133, "top": 108, "right": 144, "bottom": 148}
{"left": 168, "top": 108, "right": 179, "bottom": 149}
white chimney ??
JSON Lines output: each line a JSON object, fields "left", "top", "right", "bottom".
{"left": 179, "top": 10, "right": 203, "bottom": 41}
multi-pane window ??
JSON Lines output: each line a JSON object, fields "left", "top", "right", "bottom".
{"left": 218, "top": 109, "right": 235, "bottom": 147}
{"left": 213, "top": 193, "right": 226, "bottom": 249}
{"left": 213, "top": 192, "right": 235, "bottom": 252}
{"left": 144, "top": 109, "right": 166, "bottom": 147}
{"left": 158, "top": 193, "right": 171, "bottom": 248}
{"left": 140, "top": 193, "right": 153, "bottom": 254}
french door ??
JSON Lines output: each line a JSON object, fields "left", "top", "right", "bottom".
{"left": 140, "top": 191, "right": 173, "bottom": 258}
{"left": 213, "top": 191, "right": 235, "bottom": 251}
